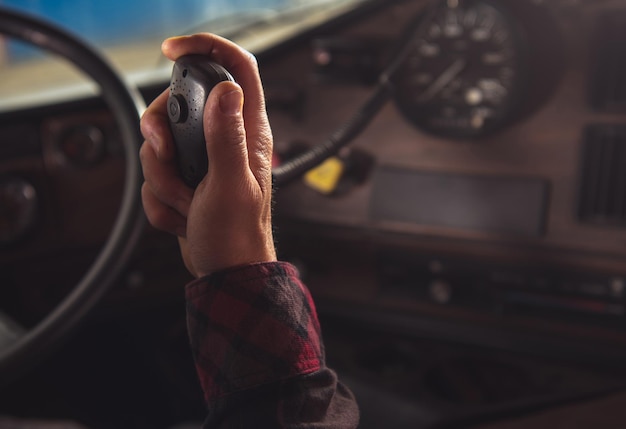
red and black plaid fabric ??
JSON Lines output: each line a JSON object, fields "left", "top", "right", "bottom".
{"left": 185, "top": 262, "right": 359, "bottom": 427}
{"left": 186, "top": 262, "right": 324, "bottom": 402}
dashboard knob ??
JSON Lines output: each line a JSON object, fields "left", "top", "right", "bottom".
{"left": 429, "top": 279, "right": 452, "bottom": 304}
{"left": 57, "top": 125, "right": 105, "bottom": 166}
{"left": 0, "top": 178, "right": 38, "bottom": 245}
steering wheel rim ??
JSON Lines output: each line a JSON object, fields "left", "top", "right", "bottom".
{"left": 0, "top": 7, "right": 145, "bottom": 385}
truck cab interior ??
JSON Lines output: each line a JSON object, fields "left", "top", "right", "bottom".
{"left": 2, "top": 0, "right": 626, "bottom": 427}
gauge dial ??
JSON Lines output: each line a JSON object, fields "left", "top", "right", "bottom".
{"left": 393, "top": 0, "right": 525, "bottom": 138}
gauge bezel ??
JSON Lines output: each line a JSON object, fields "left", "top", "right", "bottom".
{"left": 391, "top": 0, "right": 529, "bottom": 139}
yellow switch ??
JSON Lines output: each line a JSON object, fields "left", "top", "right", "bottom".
{"left": 304, "top": 156, "right": 345, "bottom": 194}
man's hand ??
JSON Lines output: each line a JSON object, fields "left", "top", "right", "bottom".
{"left": 140, "top": 33, "right": 276, "bottom": 278}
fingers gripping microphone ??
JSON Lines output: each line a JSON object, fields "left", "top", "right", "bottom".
{"left": 168, "top": 54, "right": 234, "bottom": 188}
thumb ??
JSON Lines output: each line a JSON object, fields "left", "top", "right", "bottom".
{"left": 203, "top": 81, "right": 248, "bottom": 182}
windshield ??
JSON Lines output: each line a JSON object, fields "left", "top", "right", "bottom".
{"left": 0, "top": 0, "right": 366, "bottom": 111}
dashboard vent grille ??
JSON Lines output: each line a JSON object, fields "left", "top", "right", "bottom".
{"left": 589, "top": 12, "right": 626, "bottom": 111}
{"left": 579, "top": 125, "right": 626, "bottom": 226}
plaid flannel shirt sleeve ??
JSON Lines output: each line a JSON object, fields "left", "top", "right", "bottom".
{"left": 185, "top": 261, "right": 359, "bottom": 428}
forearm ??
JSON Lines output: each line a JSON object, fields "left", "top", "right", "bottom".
{"left": 185, "top": 262, "right": 359, "bottom": 428}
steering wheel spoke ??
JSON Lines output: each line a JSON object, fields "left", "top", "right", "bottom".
{"left": 0, "top": 311, "right": 25, "bottom": 349}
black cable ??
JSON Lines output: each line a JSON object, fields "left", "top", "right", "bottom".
{"left": 272, "top": 81, "right": 392, "bottom": 186}
{"left": 271, "top": 0, "right": 441, "bottom": 186}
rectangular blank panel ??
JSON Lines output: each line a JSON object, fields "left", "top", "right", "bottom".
{"left": 370, "top": 167, "right": 549, "bottom": 237}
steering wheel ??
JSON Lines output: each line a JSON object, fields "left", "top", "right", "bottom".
{"left": 0, "top": 7, "right": 145, "bottom": 385}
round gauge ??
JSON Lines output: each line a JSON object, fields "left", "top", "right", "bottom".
{"left": 393, "top": 0, "right": 526, "bottom": 138}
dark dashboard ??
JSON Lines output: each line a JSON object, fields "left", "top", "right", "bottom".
{"left": 2, "top": 0, "right": 626, "bottom": 427}
{"left": 271, "top": 0, "right": 626, "bottom": 356}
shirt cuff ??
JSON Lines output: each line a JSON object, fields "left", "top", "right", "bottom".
{"left": 185, "top": 261, "right": 323, "bottom": 402}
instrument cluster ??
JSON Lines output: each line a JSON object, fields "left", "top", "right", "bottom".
{"left": 267, "top": 0, "right": 626, "bottom": 355}
{"left": 393, "top": 0, "right": 527, "bottom": 138}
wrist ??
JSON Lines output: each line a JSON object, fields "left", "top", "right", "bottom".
{"left": 192, "top": 237, "right": 277, "bottom": 278}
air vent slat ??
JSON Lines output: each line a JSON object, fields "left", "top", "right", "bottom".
{"left": 589, "top": 12, "right": 626, "bottom": 112}
{"left": 596, "top": 136, "right": 613, "bottom": 215}
{"left": 579, "top": 125, "right": 626, "bottom": 226}
{"left": 614, "top": 135, "right": 626, "bottom": 217}
{"left": 588, "top": 135, "right": 603, "bottom": 215}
